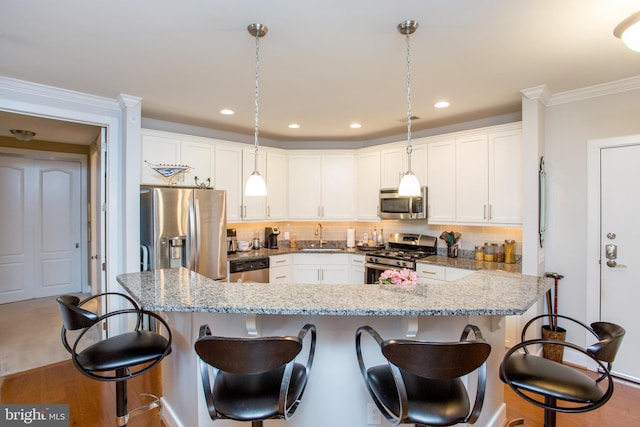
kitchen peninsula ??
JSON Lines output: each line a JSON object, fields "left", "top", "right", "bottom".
{"left": 117, "top": 267, "right": 550, "bottom": 427}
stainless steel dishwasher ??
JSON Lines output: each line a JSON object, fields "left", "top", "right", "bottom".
{"left": 229, "top": 257, "right": 270, "bottom": 283}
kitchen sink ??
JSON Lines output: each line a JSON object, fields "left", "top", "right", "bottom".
{"left": 300, "top": 248, "right": 344, "bottom": 252}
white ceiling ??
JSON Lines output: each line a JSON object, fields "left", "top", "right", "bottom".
{"left": 0, "top": 0, "right": 639, "bottom": 145}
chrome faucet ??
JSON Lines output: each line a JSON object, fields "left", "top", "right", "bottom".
{"left": 315, "top": 223, "right": 327, "bottom": 247}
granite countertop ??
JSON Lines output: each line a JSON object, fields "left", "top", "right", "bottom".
{"left": 117, "top": 267, "right": 548, "bottom": 317}
{"left": 229, "top": 247, "right": 522, "bottom": 274}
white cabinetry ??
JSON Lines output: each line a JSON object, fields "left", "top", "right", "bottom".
{"left": 288, "top": 153, "right": 355, "bottom": 220}
{"left": 488, "top": 129, "right": 523, "bottom": 224}
{"left": 242, "top": 148, "right": 266, "bottom": 221}
{"left": 214, "top": 143, "right": 243, "bottom": 221}
{"left": 349, "top": 253, "right": 366, "bottom": 284}
{"left": 381, "top": 143, "right": 427, "bottom": 190}
{"left": 141, "top": 130, "right": 215, "bottom": 187}
{"left": 265, "top": 151, "right": 287, "bottom": 220}
{"left": 427, "top": 139, "right": 456, "bottom": 223}
{"left": 415, "top": 262, "right": 473, "bottom": 284}
{"left": 456, "top": 134, "right": 489, "bottom": 223}
{"left": 356, "top": 150, "right": 380, "bottom": 220}
{"left": 269, "top": 254, "right": 291, "bottom": 284}
{"left": 380, "top": 147, "right": 404, "bottom": 189}
{"left": 427, "top": 123, "right": 522, "bottom": 226}
{"left": 292, "top": 253, "right": 349, "bottom": 284}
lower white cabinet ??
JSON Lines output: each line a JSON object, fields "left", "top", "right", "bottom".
{"left": 349, "top": 253, "right": 366, "bottom": 284}
{"left": 292, "top": 253, "right": 349, "bottom": 284}
{"left": 415, "top": 263, "right": 473, "bottom": 284}
{"left": 269, "top": 254, "right": 291, "bottom": 284}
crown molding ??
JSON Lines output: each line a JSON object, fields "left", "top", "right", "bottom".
{"left": 0, "top": 76, "right": 120, "bottom": 113}
{"left": 549, "top": 75, "right": 640, "bottom": 105}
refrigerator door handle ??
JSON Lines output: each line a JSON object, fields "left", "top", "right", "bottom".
{"left": 188, "top": 198, "right": 198, "bottom": 270}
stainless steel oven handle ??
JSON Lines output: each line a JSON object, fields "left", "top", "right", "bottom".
{"left": 365, "top": 263, "right": 394, "bottom": 271}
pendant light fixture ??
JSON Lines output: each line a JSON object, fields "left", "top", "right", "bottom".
{"left": 397, "top": 20, "right": 421, "bottom": 197}
{"left": 245, "top": 23, "right": 268, "bottom": 196}
{"left": 614, "top": 11, "right": 640, "bottom": 52}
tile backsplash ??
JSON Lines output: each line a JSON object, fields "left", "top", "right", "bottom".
{"left": 229, "top": 220, "right": 522, "bottom": 256}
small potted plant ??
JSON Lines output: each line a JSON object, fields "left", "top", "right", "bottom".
{"left": 542, "top": 272, "right": 566, "bottom": 363}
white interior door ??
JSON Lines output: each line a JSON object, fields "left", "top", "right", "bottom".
{"left": 0, "top": 157, "right": 35, "bottom": 303}
{"left": 90, "top": 129, "right": 107, "bottom": 295}
{"left": 600, "top": 142, "right": 640, "bottom": 381}
{"left": 34, "top": 159, "right": 82, "bottom": 298}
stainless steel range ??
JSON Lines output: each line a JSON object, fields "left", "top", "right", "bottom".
{"left": 365, "top": 233, "right": 438, "bottom": 284}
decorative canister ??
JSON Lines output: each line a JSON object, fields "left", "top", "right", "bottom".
{"left": 505, "top": 240, "right": 516, "bottom": 264}
{"left": 495, "top": 244, "right": 505, "bottom": 263}
{"left": 474, "top": 245, "right": 485, "bottom": 261}
{"left": 483, "top": 243, "right": 495, "bottom": 262}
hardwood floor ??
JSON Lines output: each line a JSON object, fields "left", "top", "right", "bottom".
{"left": 504, "top": 376, "right": 640, "bottom": 426}
{"left": 0, "top": 360, "right": 165, "bottom": 427}
{"left": 3, "top": 358, "right": 639, "bottom": 426}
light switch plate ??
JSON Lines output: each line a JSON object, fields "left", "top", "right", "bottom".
{"left": 284, "top": 231, "right": 290, "bottom": 239}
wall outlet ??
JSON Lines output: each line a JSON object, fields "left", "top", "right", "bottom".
{"left": 284, "top": 231, "right": 290, "bottom": 239}
{"left": 367, "top": 403, "right": 381, "bottom": 424}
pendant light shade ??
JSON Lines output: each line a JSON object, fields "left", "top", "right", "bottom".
{"left": 397, "top": 20, "right": 421, "bottom": 197}
{"left": 398, "top": 171, "right": 421, "bottom": 196}
{"left": 245, "top": 171, "right": 267, "bottom": 196}
{"left": 614, "top": 11, "right": 640, "bottom": 52}
{"left": 245, "top": 23, "right": 268, "bottom": 197}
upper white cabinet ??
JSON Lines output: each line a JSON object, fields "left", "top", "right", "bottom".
{"left": 141, "top": 130, "right": 215, "bottom": 187}
{"left": 427, "top": 139, "right": 456, "bottom": 223}
{"left": 241, "top": 148, "right": 288, "bottom": 221}
{"left": 456, "top": 134, "right": 490, "bottom": 223}
{"left": 214, "top": 143, "right": 243, "bottom": 221}
{"left": 242, "top": 148, "right": 267, "bottom": 221}
{"left": 488, "top": 129, "right": 523, "bottom": 224}
{"left": 381, "top": 143, "right": 427, "bottom": 190}
{"left": 380, "top": 147, "right": 404, "bottom": 189}
{"left": 265, "top": 151, "right": 287, "bottom": 220}
{"left": 427, "top": 123, "right": 522, "bottom": 226}
{"left": 288, "top": 152, "right": 355, "bottom": 220}
{"left": 356, "top": 150, "right": 380, "bottom": 220}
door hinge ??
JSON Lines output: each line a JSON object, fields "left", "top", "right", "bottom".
{"left": 101, "top": 262, "right": 106, "bottom": 271}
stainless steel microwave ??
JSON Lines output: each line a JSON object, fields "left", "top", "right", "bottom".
{"left": 378, "top": 187, "right": 428, "bottom": 220}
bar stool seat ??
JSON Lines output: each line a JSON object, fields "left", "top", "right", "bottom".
{"left": 56, "top": 292, "right": 172, "bottom": 426}
{"left": 356, "top": 324, "right": 491, "bottom": 426}
{"left": 194, "top": 323, "right": 316, "bottom": 426}
{"left": 500, "top": 314, "right": 625, "bottom": 427}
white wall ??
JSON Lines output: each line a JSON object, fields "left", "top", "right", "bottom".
{"left": 543, "top": 81, "right": 640, "bottom": 347}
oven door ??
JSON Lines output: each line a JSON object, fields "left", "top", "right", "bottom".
{"left": 365, "top": 263, "right": 403, "bottom": 284}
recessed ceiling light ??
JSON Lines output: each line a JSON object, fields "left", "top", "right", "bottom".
{"left": 350, "top": 123, "right": 362, "bottom": 129}
{"left": 434, "top": 101, "right": 450, "bottom": 109}
{"left": 220, "top": 109, "right": 235, "bottom": 115}
{"left": 288, "top": 123, "right": 300, "bottom": 129}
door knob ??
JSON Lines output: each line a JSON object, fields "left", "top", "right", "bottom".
{"left": 605, "top": 244, "right": 627, "bottom": 268}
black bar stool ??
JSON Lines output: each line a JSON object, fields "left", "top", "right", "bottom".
{"left": 355, "top": 324, "right": 491, "bottom": 426}
{"left": 194, "top": 323, "right": 316, "bottom": 426}
{"left": 500, "top": 314, "right": 625, "bottom": 427}
{"left": 57, "top": 292, "right": 172, "bottom": 426}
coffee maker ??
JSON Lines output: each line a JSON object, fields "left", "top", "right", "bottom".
{"left": 227, "top": 228, "right": 238, "bottom": 254}
{"left": 265, "top": 227, "right": 280, "bottom": 249}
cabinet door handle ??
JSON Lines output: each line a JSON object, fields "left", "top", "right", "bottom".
{"left": 276, "top": 275, "right": 287, "bottom": 279}
{"left": 275, "top": 259, "right": 287, "bottom": 264}
{"left": 483, "top": 205, "right": 487, "bottom": 219}
{"left": 420, "top": 270, "right": 436, "bottom": 275}
{"left": 267, "top": 205, "right": 271, "bottom": 217}
{"left": 489, "top": 204, "right": 492, "bottom": 220}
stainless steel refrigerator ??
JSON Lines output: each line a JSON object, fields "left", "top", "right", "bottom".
{"left": 140, "top": 187, "right": 227, "bottom": 280}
